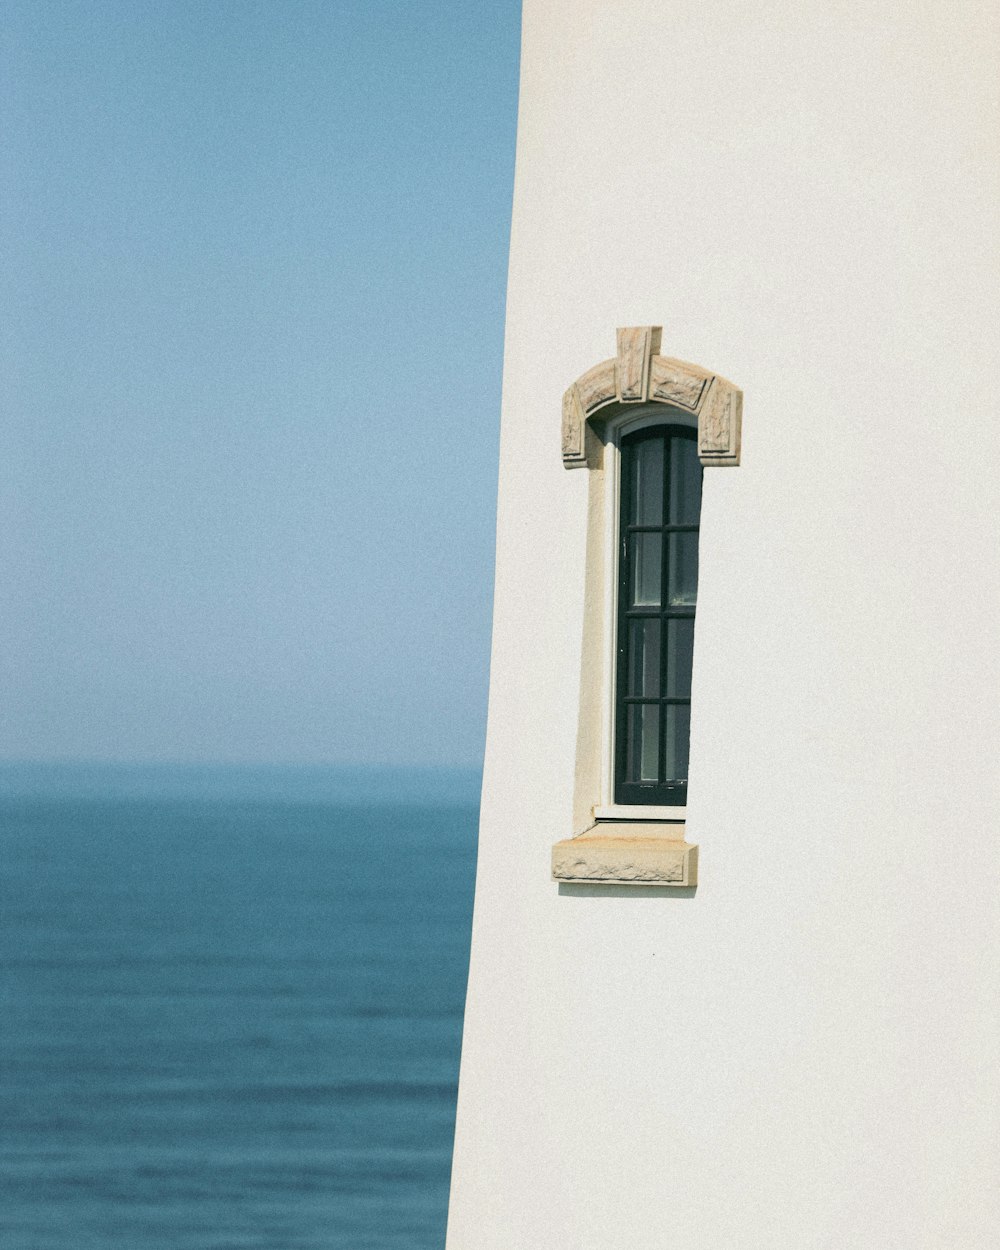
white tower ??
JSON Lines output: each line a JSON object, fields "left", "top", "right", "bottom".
{"left": 447, "top": 4, "right": 1000, "bottom": 1246}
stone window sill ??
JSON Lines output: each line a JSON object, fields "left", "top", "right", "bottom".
{"left": 551, "top": 823, "right": 697, "bottom": 887}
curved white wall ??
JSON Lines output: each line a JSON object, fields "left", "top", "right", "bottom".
{"left": 447, "top": 3, "right": 1000, "bottom": 1246}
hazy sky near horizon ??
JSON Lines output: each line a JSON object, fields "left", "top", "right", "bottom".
{"left": 2, "top": 1, "right": 521, "bottom": 767}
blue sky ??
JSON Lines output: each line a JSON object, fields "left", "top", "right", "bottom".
{"left": 1, "top": 1, "right": 521, "bottom": 767}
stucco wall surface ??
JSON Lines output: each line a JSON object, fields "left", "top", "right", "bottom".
{"left": 447, "top": 3, "right": 1000, "bottom": 1247}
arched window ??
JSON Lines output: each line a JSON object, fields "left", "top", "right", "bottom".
{"left": 550, "top": 326, "right": 741, "bottom": 886}
{"left": 615, "top": 424, "right": 701, "bottom": 805}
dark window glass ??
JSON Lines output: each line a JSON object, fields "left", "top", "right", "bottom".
{"left": 668, "top": 434, "right": 702, "bottom": 524}
{"left": 631, "top": 533, "right": 662, "bottom": 606}
{"left": 615, "top": 425, "right": 701, "bottom": 805}
{"left": 626, "top": 619, "right": 660, "bottom": 697}
{"left": 664, "top": 618, "right": 694, "bottom": 698}
{"left": 629, "top": 437, "right": 663, "bottom": 525}
{"left": 625, "top": 703, "right": 659, "bottom": 784}
{"left": 667, "top": 532, "right": 698, "bottom": 605}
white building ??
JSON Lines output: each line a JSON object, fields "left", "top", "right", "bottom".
{"left": 446, "top": 3, "right": 999, "bottom": 1246}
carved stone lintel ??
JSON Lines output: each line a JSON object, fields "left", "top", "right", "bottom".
{"left": 698, "top": 378, "right": 742, "bottom": 466}
{"left": 575, "top": 359, "right": 617, "bottom": 416}
{"left": 649, "top": 355, "right": 711, "bottom": 412}
{"left": 616, "top": 326, "right": 661, "bottom": 402}
{"left": 562, "top": 330, "right": 742, "bottom": 469}
{"left": 551, "top": 824, "right": 698, "bottom": 886}
{"left": 561, "top": 387, "right": 586, "bottom": 466}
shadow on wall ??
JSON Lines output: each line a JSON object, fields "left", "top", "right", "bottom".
{"left": 558, "top": 884, "right": 696, "bottom": 899}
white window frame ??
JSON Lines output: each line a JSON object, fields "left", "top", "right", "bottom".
{"left": 595, "top": 404, "right": 698, "bottom": 823}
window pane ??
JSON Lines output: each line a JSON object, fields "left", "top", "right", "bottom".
{"left": 631, "top": 533, "right": 662, "bottom": 606}
{"left": 667, "top": 532, "right": 698, "bottom": 605}
{"left": 668, "top": 436, "right": 702, "bottom": 525}
{"left": 664, "top": 704, "right": 691, "bottom": 782}
{"left": 626, "top": 619, "right": 661, "bottom": 697}
{"left": 665, "top": 618, "right": 694, "bottom": 697}
{"left": 629, "top": 437, "right": 663, "bottom": 526}
{"left": 626, "top": 703, "right": 660, "bottom": 783}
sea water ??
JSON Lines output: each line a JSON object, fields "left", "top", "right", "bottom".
{"left": 0, "top": 765, "right": 478, "bottom": 1249}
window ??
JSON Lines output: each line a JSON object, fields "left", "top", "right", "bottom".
{"left": 550, "top": 325, "right": 741, "bottom": 886}
{"left": 615, "top": 424, "right": 701, "bottom": 806}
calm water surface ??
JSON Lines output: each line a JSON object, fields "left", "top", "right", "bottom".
{"left": 0, "top": 771, "right": 477, "bottom": 1249}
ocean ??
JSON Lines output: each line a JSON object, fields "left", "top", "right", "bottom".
{"left": 0, "top": 764, "right": 479, "bottom": 1249}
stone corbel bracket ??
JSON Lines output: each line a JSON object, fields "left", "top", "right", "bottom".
{"left": 562, "top": 326, "right": 742, "bottom": 469}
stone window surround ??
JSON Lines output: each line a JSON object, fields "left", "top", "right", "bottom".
{"left": 552, "top": 326, "right": 743, "bottom": 888}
